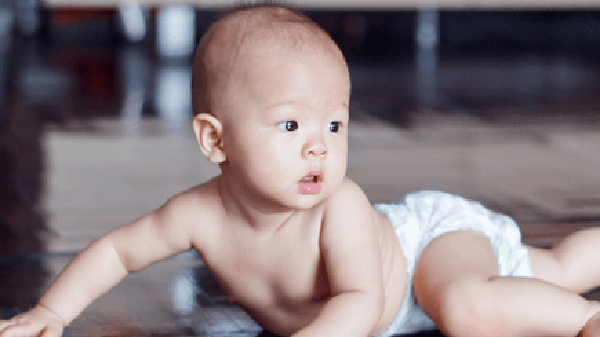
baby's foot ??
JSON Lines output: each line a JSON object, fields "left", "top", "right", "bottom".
{"left": 580, "top": 304, "right": 600, "bottom": 337}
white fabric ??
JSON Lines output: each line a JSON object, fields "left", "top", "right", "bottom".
{"left": 375, "top": 191, "right": 534, "bottom": 336}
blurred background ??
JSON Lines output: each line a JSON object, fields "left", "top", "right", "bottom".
{"left": 1, "top": 0, "right": 600, "bottom": 336}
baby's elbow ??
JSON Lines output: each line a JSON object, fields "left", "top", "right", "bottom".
{"left": 364, "top": 292, "right": 385, "bottom": 337}
{"left": 366, "top": 290, "right": 386, "bottom": 331}
{"left": 378, "top": 292, "right": 386, "bottom": 316}
{"left": 375, "top": 290, "right": 385, "bottom": 324}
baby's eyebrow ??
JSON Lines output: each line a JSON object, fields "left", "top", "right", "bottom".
{"left": 264, "top": 101, "right": 302, "bottom": 112}
{"left": 262, "top": 101, "right": 349, "bottom": 120}
{"left": 265, "top": 101, "right": 348, "bottom": 111}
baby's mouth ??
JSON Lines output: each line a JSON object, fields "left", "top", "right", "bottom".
{"left": 298, "top": 171, "right": 323, "bottom": 194}
{"left": 299, "top": 175, "right": 322, "bottom": 183}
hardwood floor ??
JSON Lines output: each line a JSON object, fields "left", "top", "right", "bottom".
{"left": 2, "top": 115, "right": 600, "bottom": 337}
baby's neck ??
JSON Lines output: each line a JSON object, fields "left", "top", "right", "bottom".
{"left": 216, "top": 176, "right": 298, "bottom": 234}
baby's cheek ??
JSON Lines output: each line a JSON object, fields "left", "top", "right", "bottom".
{"left": 335, "top": 152, "right": 348, "bottom": 176}
{"left": 329, "top": 165, "right": 346, "bottom": 186}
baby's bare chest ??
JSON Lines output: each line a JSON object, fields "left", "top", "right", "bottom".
{"left": 200, "top": 224, "right": 329, "bottom": 314}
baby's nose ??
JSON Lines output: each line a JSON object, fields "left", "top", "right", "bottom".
{"left": 302, "top": 138, "right": 327, "bottom": 158}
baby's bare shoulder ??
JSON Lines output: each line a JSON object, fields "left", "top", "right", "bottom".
{"left": 319, "top": 181, "right": 384, "bottom": 301}
{"left": 325, "top": 178, "right": 372, "bottom": 213}
{"left": 163, "top": 178, "right": 221, "bottom": 214}
{"left": 105, "top": 178, "right": 224, "bottom": 271}
{"left": 322, "top": 178, "right": 375, "bottom": 233}
{"left": 157, "top": 178, "right": 224, "bottom": 247}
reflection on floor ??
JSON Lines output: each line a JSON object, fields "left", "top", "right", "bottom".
{"left": 0, "top": 253, "right": 262, "bottom": 337}
{"left": 1, "top": 252, "right": 440, "bottom": 337}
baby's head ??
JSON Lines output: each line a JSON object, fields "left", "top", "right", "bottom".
{"left": 192, "top": 5, "right": 351, "bottom": 209}
{"left": 192, "top": 5, "right": 347, "bottom": 118}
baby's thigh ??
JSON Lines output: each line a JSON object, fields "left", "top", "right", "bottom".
{"left": 525, "top": 244, "right": 565, "bottom": 289}
{"left": 413, "top": 230, "right": 499, "bottom": 333}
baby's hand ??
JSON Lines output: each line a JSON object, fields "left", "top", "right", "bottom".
{"left": 580, "top": 308, "right": 600, "bottom": 337}
{"left": 0, "top": 305, "right": 65, "bottom": 337}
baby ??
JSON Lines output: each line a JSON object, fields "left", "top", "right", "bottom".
{"left": 3, "top": 5, "right": 600, "bottom": 337}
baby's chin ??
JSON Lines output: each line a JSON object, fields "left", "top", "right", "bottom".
{"left": 231, "top": 176, "right": 339, "bottom": 210}
{"left": 295, "top": 194, "right": 328, "bottom": 207}
{"left": 293, "top": 185, "right": 340, "bottom": 209}
{"left": 263, "top": 188, "right": 329, "bottom": 211}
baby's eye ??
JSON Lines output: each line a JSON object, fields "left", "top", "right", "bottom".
{"left": 329, "top": 121, "right": 341, "bottom": 133}
{"left": 276, "top": 120, "right": 298, "bottom": 132}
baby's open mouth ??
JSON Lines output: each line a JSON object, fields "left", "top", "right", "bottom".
{"left": 298, "top": 171, "right": 323, "bottom": 194}
{"left": 299, "top": 175, "right": 322, "bottom": 184}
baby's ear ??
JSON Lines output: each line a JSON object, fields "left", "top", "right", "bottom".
{"left": 193, "top": 113, "right": 226, "bottom": 164}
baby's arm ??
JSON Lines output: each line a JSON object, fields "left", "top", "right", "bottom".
{"left": 294, "top": 180, "right": 384, "bottom": 337}
{"left": 0, "top": 193, "right": 195, "bottom": 337}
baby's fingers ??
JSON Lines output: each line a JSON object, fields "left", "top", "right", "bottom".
{"left": 0, "top": 322, "right": 46, "bottom": 337}
{"left": 40, "top": 325, "right": 63, "bottom": 337}
{"left": 0, "top": 318, "right": 17, "bottom": 335}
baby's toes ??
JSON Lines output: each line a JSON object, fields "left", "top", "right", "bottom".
{"left": 580, "top": 311, "right": 600, "bottom": 337}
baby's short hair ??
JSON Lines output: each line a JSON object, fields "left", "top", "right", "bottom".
{"left": 192, "top": 4, "right": 341, "bottom": 117}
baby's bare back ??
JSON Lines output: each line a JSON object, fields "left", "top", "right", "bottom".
{"left": 190, "top": 178, "right": 408, "bottom": 336}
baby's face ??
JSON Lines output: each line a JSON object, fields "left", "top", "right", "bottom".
{"left": 220, "top": 42, "right": 350, "bottom": 210}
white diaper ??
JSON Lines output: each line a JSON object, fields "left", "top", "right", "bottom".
{"left": 374, "top": 191, "right": 534, "bottom": 336}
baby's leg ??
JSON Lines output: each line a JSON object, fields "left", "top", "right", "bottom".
{"left": 528, "top": 226, "right": 600, "bottom": 294}
{"left": 413, "top": 230, "right": 600, "bottom": 337}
